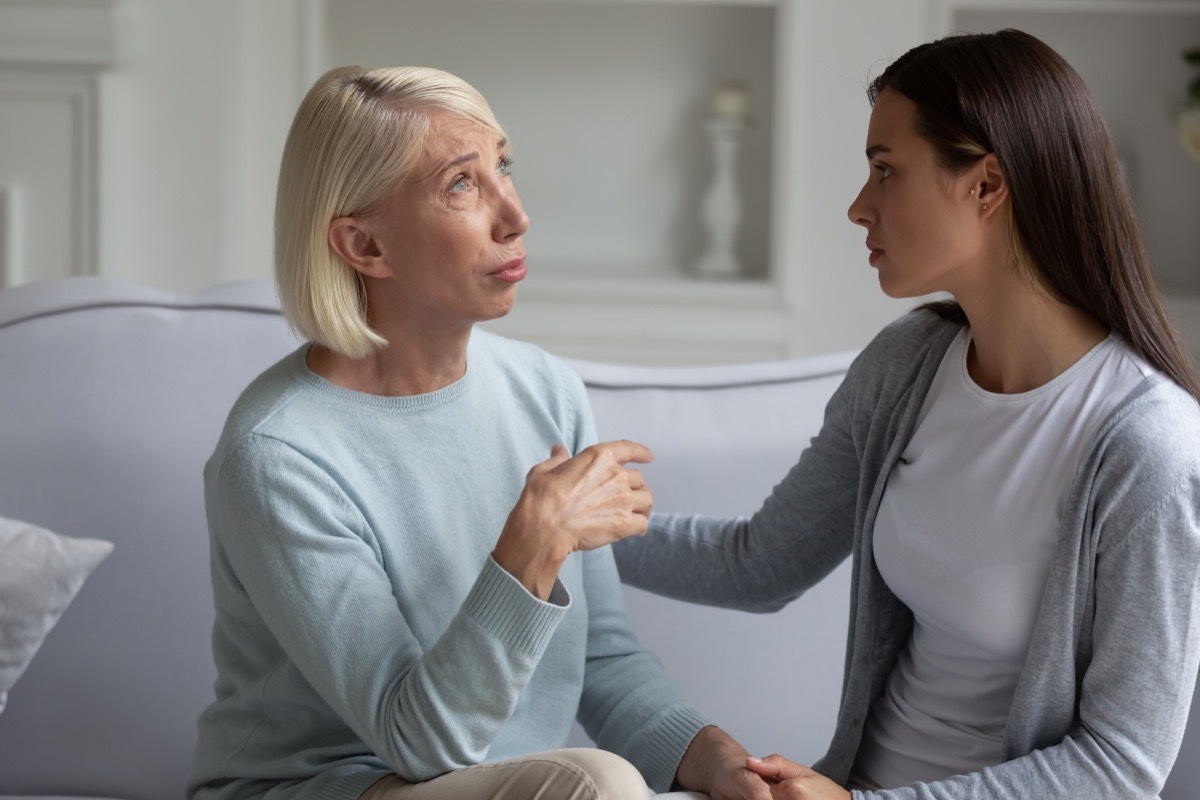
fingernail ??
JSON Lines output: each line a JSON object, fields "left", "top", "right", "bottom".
{"left": 747, "top": 757, "right": 763, "bottom": 764}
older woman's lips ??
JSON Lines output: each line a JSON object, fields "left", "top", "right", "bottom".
{"left": 491, "top": 257, "right": 527, "bottom": 283}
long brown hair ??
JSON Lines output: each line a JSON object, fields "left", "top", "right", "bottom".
{"left": 871, "top": 29, "right": 1200, "bottom": 401}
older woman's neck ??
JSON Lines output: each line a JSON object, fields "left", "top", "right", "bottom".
{"left": 307, "top": 326, "right": 471, "bottom": 397}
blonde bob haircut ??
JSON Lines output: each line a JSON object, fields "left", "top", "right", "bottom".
{"left": 275, "top": 65, "right": 506, "bottom": 358}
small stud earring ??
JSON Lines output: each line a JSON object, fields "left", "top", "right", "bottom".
{"left": 970, "top": 189, "right": 976, "bottom": 196}
{"left": 982, "top": 203, "right": 988, "bottom": 210}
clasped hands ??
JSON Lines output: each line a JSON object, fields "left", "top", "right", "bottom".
{"left": 681, "top": 726, "right": 851, "bottom": 800}
{"left": 742, "top": 755, "right": 852, "bottom": 800}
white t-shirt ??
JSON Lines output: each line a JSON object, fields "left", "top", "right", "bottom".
{"left": 855, "top": 328, "right": 1152, "bottom": 788}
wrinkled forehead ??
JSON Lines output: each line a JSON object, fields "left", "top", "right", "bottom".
{"left": 411, "top": 108, "right": 507, "bottom": 173}
{"left": 425, "top": 107, "right": 503, "bottom": 144}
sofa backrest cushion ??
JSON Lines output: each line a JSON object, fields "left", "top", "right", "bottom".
{"left": 0, "top": 278, "right": 300, "bottom": 799}
{"left": 568, "top": 355, "right": 855, "bottom": 761}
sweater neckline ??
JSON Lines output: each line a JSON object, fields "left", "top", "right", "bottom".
{"left": 290, "top": 344, "right": 474, "bottom": 412}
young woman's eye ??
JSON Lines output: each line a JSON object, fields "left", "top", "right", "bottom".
{"left": 497, "top": 156, "right": 514, "bottom": 177}
{"left": 873, "top": 163, "right": 892, "bottom": 179}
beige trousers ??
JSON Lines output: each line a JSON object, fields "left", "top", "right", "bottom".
{"left": 357, "top": 748, "right": 652, "bottom": 800}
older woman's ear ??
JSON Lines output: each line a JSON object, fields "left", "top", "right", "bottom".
{"left": 328, "top": 217, "right": 391, "bottom": 278}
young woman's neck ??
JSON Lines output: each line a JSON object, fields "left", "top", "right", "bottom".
{"left": 955, "top": 269, "right": 1108, "bottom": 395}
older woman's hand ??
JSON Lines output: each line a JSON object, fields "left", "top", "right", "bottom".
{"left": 493, "top": 440, "right": 655, "bottom": 599}
{"left": 745, "top": 755, "right": 852, "bottom": 800}
{"left": 675, "top": 725, "right": 774, "bottom": 800}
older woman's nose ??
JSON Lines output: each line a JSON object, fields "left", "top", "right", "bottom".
{"left": 496, "top": 185, "right": 530, "bottom": 242}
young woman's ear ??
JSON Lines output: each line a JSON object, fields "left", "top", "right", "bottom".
{"left": 974, "top": 153, "right": 1010, "bottom": 218}
{"left": 328, "top": 217, "right": 391, "bottom": 278}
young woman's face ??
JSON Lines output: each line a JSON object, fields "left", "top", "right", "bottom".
{"left": 364, "top": 109, "right": 530, "bottom": 330}
{"left": 847, "top": 89, "right": 982, "bottom": 299}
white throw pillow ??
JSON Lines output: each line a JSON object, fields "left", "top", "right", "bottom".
{"left": 0, "top": 516, "right": 113, "bottom": 714}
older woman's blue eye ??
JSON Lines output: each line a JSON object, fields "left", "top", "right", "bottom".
{"left": 451, "top": 178, "right": 469, "bottom": 192}
{"left": 498, "top": 157, "right": 514, "bottom": 176}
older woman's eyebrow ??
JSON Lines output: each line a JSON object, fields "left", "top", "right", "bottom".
{"left": 428, "top": 138, "right": 509, "bottom": 180}
{"left": 443, "top": 152, "right": 479, "bottom": 171}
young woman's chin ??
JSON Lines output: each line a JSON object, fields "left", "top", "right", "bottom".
{"left": 875, "top": 273, "right": 923, "bottom": 300}
{"left": 875, "top": 265, "right": 946, "bottom": 301}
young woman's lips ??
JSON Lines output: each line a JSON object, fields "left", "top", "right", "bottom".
{"left": 491, "top": 257, "right": 527, "bottom": 283}
{"left": 866, "top": 242, "right": 884, "bottom": 266}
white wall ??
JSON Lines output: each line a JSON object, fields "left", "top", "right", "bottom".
{"left": 75, "top": 0, "right": 924, "bottom": 363}
{"left": 777, "top": 0, "right": 928, "bottom": 354}
{"left": 96, "top": 0, "right": 312, "bottom": 292}
{"left": 98, "top": 0, "right": 235, "bottom": 291}
{"left": 58, "top": 0, "right": 1200, "bottom": 362}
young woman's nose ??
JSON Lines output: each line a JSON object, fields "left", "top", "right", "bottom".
{"left": 847, "top": 184, "right": 874, "bottom": 228}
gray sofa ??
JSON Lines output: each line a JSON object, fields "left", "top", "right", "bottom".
{"left": 0, "top": 276, "right": 1195, "bottom": 799}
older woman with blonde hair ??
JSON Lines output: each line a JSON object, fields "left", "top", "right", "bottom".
{"left": 186, "top": 66, "right": 767, "bottom": 800}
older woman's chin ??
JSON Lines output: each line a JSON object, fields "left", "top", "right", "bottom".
{"left": 483, "top": 290, "right": 519, "bottom": 322}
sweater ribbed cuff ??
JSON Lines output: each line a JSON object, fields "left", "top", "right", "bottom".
{"left": 303, "top": 767, "right": 388, "bottom": 800}
{"left": 461, "top": 556, "right": 571, "bottom": 658}
{"left": 635, "top": 704, "right": 713, "bottom": 793}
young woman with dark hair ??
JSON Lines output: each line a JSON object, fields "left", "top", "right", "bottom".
{"left": 879, "top": 30, "right": 1200, "bottom": 403}
{"left": 616, "top": 29, "right": 1200, "bottom": 799}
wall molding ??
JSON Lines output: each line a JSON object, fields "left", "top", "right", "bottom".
{"left": 0, "top": 185, "right": 19, "bottom": 286}
{"left": 0, "top": 1, "right": 120, "bottom": 284}
{"left": 0, "top": 0, "right": 126, "bottom": 70}
{"left": 0, "top": 72, "right": 98, "bottom": 282}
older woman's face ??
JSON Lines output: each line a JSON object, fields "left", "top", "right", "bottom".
{"left": 364, "top": 109, "right": 529, "bottom": 332}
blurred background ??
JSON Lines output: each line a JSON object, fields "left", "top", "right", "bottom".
{"left": 2, "top": 0, "right": 1199, "bottom": 365}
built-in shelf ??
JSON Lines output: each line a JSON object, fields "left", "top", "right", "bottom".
{"left": 320, "top": 0, "right": 791, "bottom": 363}
{"left": 941, "top": 1, "right": 1200, "bottom": 297}
{"left": 327, "top": 0, "right": 777, "bottom": 286}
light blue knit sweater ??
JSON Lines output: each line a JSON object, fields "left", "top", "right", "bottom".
{"left": 188, "top": 330, "right": 709, "bottom": 800}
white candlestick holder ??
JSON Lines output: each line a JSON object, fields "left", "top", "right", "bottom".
{"left": 693, "top": 117, "right": 746, "bottom": 279}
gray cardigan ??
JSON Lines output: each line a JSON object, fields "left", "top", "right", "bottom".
{"left": 615, "top": 310, "right": 1200, "bottom": 799}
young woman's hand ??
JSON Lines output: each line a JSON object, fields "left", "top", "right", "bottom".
{"left": 493, "top": 440, "right": 655, "bottom": 598}
{"left": 746, "top": 755, "right": 852, "bottom": 800}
